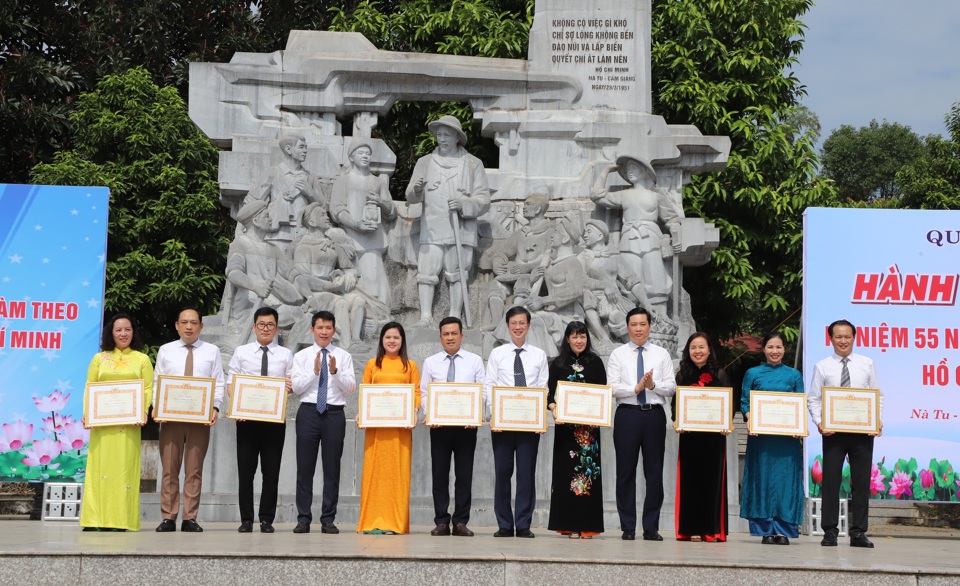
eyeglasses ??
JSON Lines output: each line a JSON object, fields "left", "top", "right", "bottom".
{"left": 255, "top": 322, "right": 277, "bottom": 330}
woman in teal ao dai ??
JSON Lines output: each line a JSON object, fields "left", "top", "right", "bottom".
{"left": 740, "top": 332, "right": 804, "bottom": 545}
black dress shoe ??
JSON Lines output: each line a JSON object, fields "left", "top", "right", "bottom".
{"left": 260, "top": 522, "right": 275, "bottom": 533}
{"left": 181, "top": 519, "right": 203, "bottom": 532}
{"left": 774, "top": 535, "right": 790, "bottom": 545}
{"left": 821, "top": 536, "right": 838, "bottom": 546}
{"left": 850, "top": 535, "right": 874, "bottom": 548}
{"left": 761, "top": 535, "right": 774, "bottom": 544}
{"left": 320, "top": 523, "right": 339, "bottom": 534}
{"left": 493, "top": 528, "right": 514, "bottom": 537}
{"left": 622, "top": 530, "right": 636, "bottom": 541}
{"left": 293, "top": 521, "right": 310, "bottom": 534}
{"left": 155, "top": 519, "right": 176, "bottom": 533}
{"left": 430, "top": 523, "right": 451, "bottom": 536}
{"left": 516, "top": 528, "right": 535, "bottom": 538}
{"left": 238, "top": 521, "right": 253, "bottom": 533}
{"left": 452, "top": 523, "right": 474, "bottom": 537}
{"left": 642, "top": 530, "right": 663, "bottom": 541}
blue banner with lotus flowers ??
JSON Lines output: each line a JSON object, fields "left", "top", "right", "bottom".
{"left": 0, "top": 184, "right": 109, "bottom": 482}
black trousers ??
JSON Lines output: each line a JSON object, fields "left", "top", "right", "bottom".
{"left": 491, "top": 430, "right": 541, "bottom": 530}
{"left": 295, "top": 403, "right": 346, "bottom": 525}
{"left": 613, "top": 404, "right": 666, "bottom": 532}
{"left": 821, "top": 432, "right": 874, "bottom": 538}
{"left": 430, "top": 426, "right": 478, "bottom": 526}
{"left": 236, "top": 419, "right": 286, "bottom": 524}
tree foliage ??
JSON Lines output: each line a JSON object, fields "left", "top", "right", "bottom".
{"left": 651, "top": 0, "right": 836, "bottom": 341}
{"left": 897, "top": 101, "right": 960, "bottom": 210}
{"left": 32, "top": 68, "right": 230, "bottom": 348}
{"left": 820, "top": 119, "right": 926, "bottom": 202}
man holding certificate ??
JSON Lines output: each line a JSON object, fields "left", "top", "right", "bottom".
{"left": 227, "top": 307, "right": 294, "bottom": 534}
{"left": 154, "top": 307, "right": 226, "bottom": 533}
{"left": 484, "top": 306, "right": 548, "bottom": 538}
{"left": 421, "top": 316, "right": 486, "bottom": 537}
{"left": 291, "top": 310, "right": 357, "bottom": 535}
{"left": 608, "top": 307, "right": 676, "bottom": 542}
{"left": 808, "top": 319, "right": 883, "bottom": 549}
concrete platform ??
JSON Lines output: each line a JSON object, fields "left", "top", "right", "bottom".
{"left": 3, "top": 520, "right": 958, "bottom": 586}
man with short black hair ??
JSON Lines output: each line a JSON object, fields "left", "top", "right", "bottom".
{"left": 421, "top": 316, "right": 486, "bottom": 537}
{"left": 291, "top": 310, "right": 356, "bottom": 534}
{"left": 609, "top": 307, "right": 676, "bottom": 542}
{"left": 228, "top": 307, "right": 294, "bottom": 533}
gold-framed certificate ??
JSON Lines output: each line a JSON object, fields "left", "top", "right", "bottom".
{"left": 228, "top": 375, "right": 288, "bottom": 423}
{"left": 673, "top": 386, "right": 734, "bottom": 432}
{"left": 490, "top": 386, "right": 547, "bottom": 433}
{"left": 425, "top": 383, "right": 483, "bottom": 426}
{"left": 821, "top": 387, "right": 881, "bottom": 434}
{"left": 748, "top": 391, "right": 808, "bottom": 437}
{"left": 358, "top": 384, "right": 416, "bottom": 428}
{"left": 83, "top": 380, "right": 145, "bottom": 427}
{"left": 554, "top": 382, "right": 613, "bottom": 427}
{"left": 155, "top": 375, "right": 217, "bottom": 424}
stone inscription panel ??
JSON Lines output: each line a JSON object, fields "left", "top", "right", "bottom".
{"left": 549, "top": 17, "right": 636, "bottom": 92}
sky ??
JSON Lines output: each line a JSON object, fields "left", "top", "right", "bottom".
{"left": 792, "top": 0, "right": 960, "bottom": 143}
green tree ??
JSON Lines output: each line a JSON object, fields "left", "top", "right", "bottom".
{"left": 897, "top": 101, "right": 960, "bottom": 210}
{"left": 820, "top": 119, "right": 927, "bottom": 202}
{"left": 32, "top": 68, "right": 230, "bottom": 348}
{"left": 651, "top": 0, "right": 836, "bottom": 341}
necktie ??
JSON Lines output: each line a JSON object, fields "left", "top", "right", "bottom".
{"left": 513, "top": 348, "right": 526, "bottom": 387}
{"left": 636, "top": 346, "right": 646, "bottom": 405}
{"left": 260, "top": 346, "right": 269, "bottom": 376}
{"left": 184, "top": 344, "right": 194, "bottom": 377}
{"left": 840, "top": 357, "right": 851, "bottom": 387}
{"left": 317, "top": 348, "right": 329, "bottom": 414}
{"left": 446, "top": 354, "right": 456, "bottom": 383}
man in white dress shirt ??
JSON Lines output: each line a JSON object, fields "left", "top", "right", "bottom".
{"left": 421, "top": 316, "right": 486, "bottom": 537}
{"left": 484, "top": 306, "right": 548, "bottom": 538}
{"left": 808, "top": 319, "right": 883, "bottom": 549}
{"left": 227, "top": 307, "right": 294, "bottom": 534}
{"left": 608, "top": 307, "right": 676, "bottom": 541}
{"left": 154, "top": 306, "right": 226, "bottom": 533}
{"left": 291, "top": 310, "right": 357, "bottom": 534}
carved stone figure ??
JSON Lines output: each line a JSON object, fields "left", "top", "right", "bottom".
{"left": 247, "top": 134, "right": 323, "bottom": 245}
{"left": 329, "top": 138, "right": 397, "bottom": 308}
{"left": 578, "top": 219, "right": 633, "bottom": 341}
{"left": 286, "top": 203, "right": 370, "bottom": 350}
{"left": 590, "top": 157, "right": 681, "bottom": 317}
{"left": 223, "top": 198, "right": 303, "bottom": 343}
{"left": 405, "top": 116, "right": 491, "bottom": 327}
{"left": 479, "top": 193, "right": 552, "bottom": 329}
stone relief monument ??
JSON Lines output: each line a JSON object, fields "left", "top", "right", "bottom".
{"left": 185, "top": 0, "right": 738, "bottom": 529}
{"left": 193, "top": 0, "right": 729, "bottom": 360}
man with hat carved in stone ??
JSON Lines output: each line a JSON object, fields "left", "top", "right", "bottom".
{"left": 591, "top": 157, "right": 681, "bottom": 318}
{"left": 406, "top": 115, "right": 490, "bottom": 327}
{"left": 330, "top": 138, "right": 396, "bottom": 309}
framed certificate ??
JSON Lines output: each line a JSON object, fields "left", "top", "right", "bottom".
{"left": 490, "top": 386, "right": 547, "bottom": 433}
{"left": 228, "top": 375, "right": 288, "bottom": 423}
{"left": 554, "top": 382, "right": 613, "bottom": 427}
{"left": 673, "top": 386, "right": 734, "bottom": 432}
{"left": 748, "top": 391, "right": 808, "bottom": 436}
{"left": 155, "top": 375, "right": 217, "bottom": 424}
{"left": 83, "top": 380, "right": 145, "bottom": 427}
{"left": 821, "top": 387, "right": 881, "bottom": 434}
{"left": 358, "top": 384, "right": 416, "bottom": 428}
{"left": 425, "top": 383, "right": 483, "bottom": 426}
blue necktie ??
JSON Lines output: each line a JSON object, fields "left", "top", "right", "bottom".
{"left": 317, "top": 348, "right": 329, "bottom": 414}
{"left": 636, "top": 346, "right": 647, "bottom": 405}
{"left": 513, "top": 348, "right": 526, "bottom": 387}
{"left": 446, "top": 354, "right": 456, "bottom": 382}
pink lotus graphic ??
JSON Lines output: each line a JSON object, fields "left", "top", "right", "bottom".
{"left": 33, "top": 390, "right": 70, "bottom": 412}
{"left": 20, "top": 438, "right": 62, "bottom": 469}
{"left": 0, "top": 420, "right": 34, "bottom": 452}
{"left": 869, "top": 464, "right": 885, "bottom": 496}
{"left": 811, "top": 459, "right": 823, "bottom": 485}
{"left": 920, "top": 469, "right": 934, "bottom": 490}
{"left": 40, "top": 413, "right": 74, "bottom": 436}
{"left": 888, "top": 471, "right": 913, "bottom": 499}
{"left": 59, "top": 420, "right": 89, "bottom": 451}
